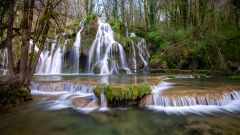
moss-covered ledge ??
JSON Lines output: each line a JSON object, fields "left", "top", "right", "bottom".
{"left": 93, "top": 84, "right": 152, "bottom": 106}
{"left": 0, "top": 81, "right": 32, "bottom": 110}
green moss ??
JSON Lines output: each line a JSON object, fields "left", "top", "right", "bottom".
{"left": 0, "top": 82, "right": 32, "bottom": 107}
{"left": 199, "top": 74, "right": 207, "bottom": 78}
{"left": 93, "top": 86, "right": 102, "bottom": 99}
{"left": 71, "top": 19, "right": 80, "bottom": 26}
{"left": 167, "top": 75, "right": 176, "bottom": 78}
{"left": 228, "top": 75, "right": 240, "bottom": 80}
{"left": 86, "top": 14, "right": 98, "bottom": 23}
{"left": 107, "top": 19, "right": 126, "bottom": 36}
{"left": 93, "top": 84, "right": 152, "bottom": 101}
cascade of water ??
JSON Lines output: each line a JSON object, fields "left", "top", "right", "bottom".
{"left": 30, "top": 82, "right": 93, "bottom": 93}
{"left": 69, "top": 20, "right": 85, "bottom": 73}
{"left": 100, "top": 90, "right": 107, "bottom": 108}
{"left": 28, "top": 39, "right": 39, "bottom": 53}
{"left": 35, "top": 36, "right": 66, "bottom": 74}
{"left": 126, "top": 28, "right": 129, "bottom": 37}
{"left": 137, "top": 39, "right": 150, "bottom": 68}
{"left": 87, "top": 18, "right": 131, "bottom": 74}
{"left": 49, "top": 42, "right": 62, "bottom": 74}
{"left": 131, "top": 41, "right": 137, "bottom": 72}
{"left": 152, "top": 91, "right": 240, "bottom": 107}
{"left": 0, "top": 48, "right": 8, "bottom": 75}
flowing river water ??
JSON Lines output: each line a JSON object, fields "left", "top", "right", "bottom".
{"left": 0, "top": 74, "right": 240, "bottom": 135}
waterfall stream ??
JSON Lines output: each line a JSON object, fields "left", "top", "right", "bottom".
{"left": 0, "top": 48, "right": 8, "bottom": 75}
{"left": 35, "top": 36, "right": 66, "bottom": 74}
{"left": 69, "top": 20, "right": 85, "bottom": 73}
{"left": 88, "top": 18, "right": 131, "bottom": 74}
{"left": 100, "top": 90, "right": 108, "bottom": 110}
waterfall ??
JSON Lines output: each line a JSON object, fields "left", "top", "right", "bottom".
{"left": 137, "top": 39, "right": 150, "bottom": 68}
{"left": 31, "top": 81, "right": 93, "bottom": 93}
{"left": 28, "top": 39, "right": 39, "bottom": 53}
{"left": 0, "top": 48, "right": 8, "bottom": 75}
{"left": 33, "top": 17, "right": 149, "bottom": 75}
{"left": 100, "top": 90, "right": 107, "bottom": 108}
{"left": 131, "top": 41, "right": 137, "bottom": 72}
{"left": 35, "top": 36, "right": 66, "bottom": 74}
{"left": 152, "top": 91, "right": 240, "bottom": 107}
{"left": 30, "top": 81, "right": 98, "bottom": 112}
{"left": 69, "top": 20, "right": 85, "bottom": 73}
{"left": 87, "top": 18, "right": 131, "bottom": 74}
{"left": 130, "top": 32, "right": 136, "bottom": 37}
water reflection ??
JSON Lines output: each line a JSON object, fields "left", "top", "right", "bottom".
{"left": 32, "top": 74, "right": 162, "bottom": 85}
{"left": 0, "top": 101, "right": 239, "bottom": 135}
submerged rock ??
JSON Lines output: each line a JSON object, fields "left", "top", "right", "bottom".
{"left": 71, "top": 97, "right": 92, "bottom": 108}
{"left": 139, "top": 94, "right": 153, "bottom": 107}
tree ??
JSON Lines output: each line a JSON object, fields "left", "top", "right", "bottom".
{"left": 0, "top": 0, "right": 65, "bottom": 104}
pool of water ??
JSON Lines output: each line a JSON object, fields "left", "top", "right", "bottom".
{"left": 32, "top": 73, "right": 165, "bottom": 85}
{"left": 0, "top": 74, "right": 240, "bottom": 135}
{"left": 0, "top": 99, "right": 240, "bottom": 135}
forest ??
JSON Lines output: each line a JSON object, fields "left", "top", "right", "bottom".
{"left": 0, "top": 0, "right": 240, "bottom": 104}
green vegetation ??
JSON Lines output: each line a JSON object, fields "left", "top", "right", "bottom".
{"left": 0, "top": 81, "right": 32, "bottom": 109}
{"left": 107, "top": 18, "right": 126, "bottom": 36}
{"left": 228, "top": 75, "right": 240, "bottom": 80}
{"left": 93, "top": 84, "right": 152, "bottom": 101}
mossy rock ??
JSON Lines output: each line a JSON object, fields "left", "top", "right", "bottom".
{"left": 81, "top": 15, "right": 99, "bottom": 56}
{"left": 93, "top": 84, "right": 152, "bottom": 102}
{"left": 0, "top": 82, "right": 32, "bottom": 108}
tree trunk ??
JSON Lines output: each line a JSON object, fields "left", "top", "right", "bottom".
{"left": 143, "top": 0, "right": 150, "bottom": 29}
{"left": 149, "top": 0, "right": 157, "bottom": 28}
{"left": 7, "top": 0, "right": 16, "bottom": 75}
{"left": 181, "top": 0, "right": 188, "bottom": 29}
{"left": 85, "top": 0, "right": 89, "bottom": 16}
{"left": 113, "top": 0, "right": 118, "bottom": 19}
{"left": 28, "top": 21, "right": 50, "bottom": 82}
{"left": 20, "top": 0, "right": 30, "bottom": 81}
{"left": 121, "top": 0, "right": 125, "bottom": 22}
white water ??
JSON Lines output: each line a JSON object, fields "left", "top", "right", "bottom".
{"left": 137, "top": 39, "right": 150, "bottom": 68}
{"left": 30, "top": 79, "right": 240, "bottom": 114}
{"left": 31, "top": 82, "right": 93, "bottom": 93}
{"left": 100, "top": 90, "right": 108, "bottom": 110}
{"left": 35, "top": 36, "right": 66, "bottom": 74}
{"left": 152, "top": 91, "right": 240, "bottom": 107}
{"left": 131, "top": 41, "right": 137, "bottom": 72}
{"left": 31, "top": 81, "right": 98, "bottom": 113}
{"left": 148, "top": 82, "right": 240, "bottom": 115}
{"left": 130, "top": 32, "right": 136, "bottom": 37}
{"left": 88, "top": 19, "right": 131, "bottom": 74}
{"left": 28, "top": 39, "right": 39, "bottom": 53}
{"left": 69, "top": 20, "right": 85, "bottom": 73}
{"left": 0, "top": 48, "right": 8, "bottom": 75}
{"left": 32, "top": 18, "right": 150, "bottom": 75}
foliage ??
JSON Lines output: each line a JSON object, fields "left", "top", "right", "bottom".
{"left": 107, "top": 18, "right": 126, "bottom": 36}
{"left": 86, "top": 14, "right": 98, "bottom": 23}
{"left": 93, "top": 84, "right": 152, "bottom": 101}
{"left": 71, "top": 19, "right": 80, "bottom": 26}
{"left": 149, "top": 53, "right": 167, "bottom": 69}
{"left": 228, "top": 75, "right": 240, "bottom": 80}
